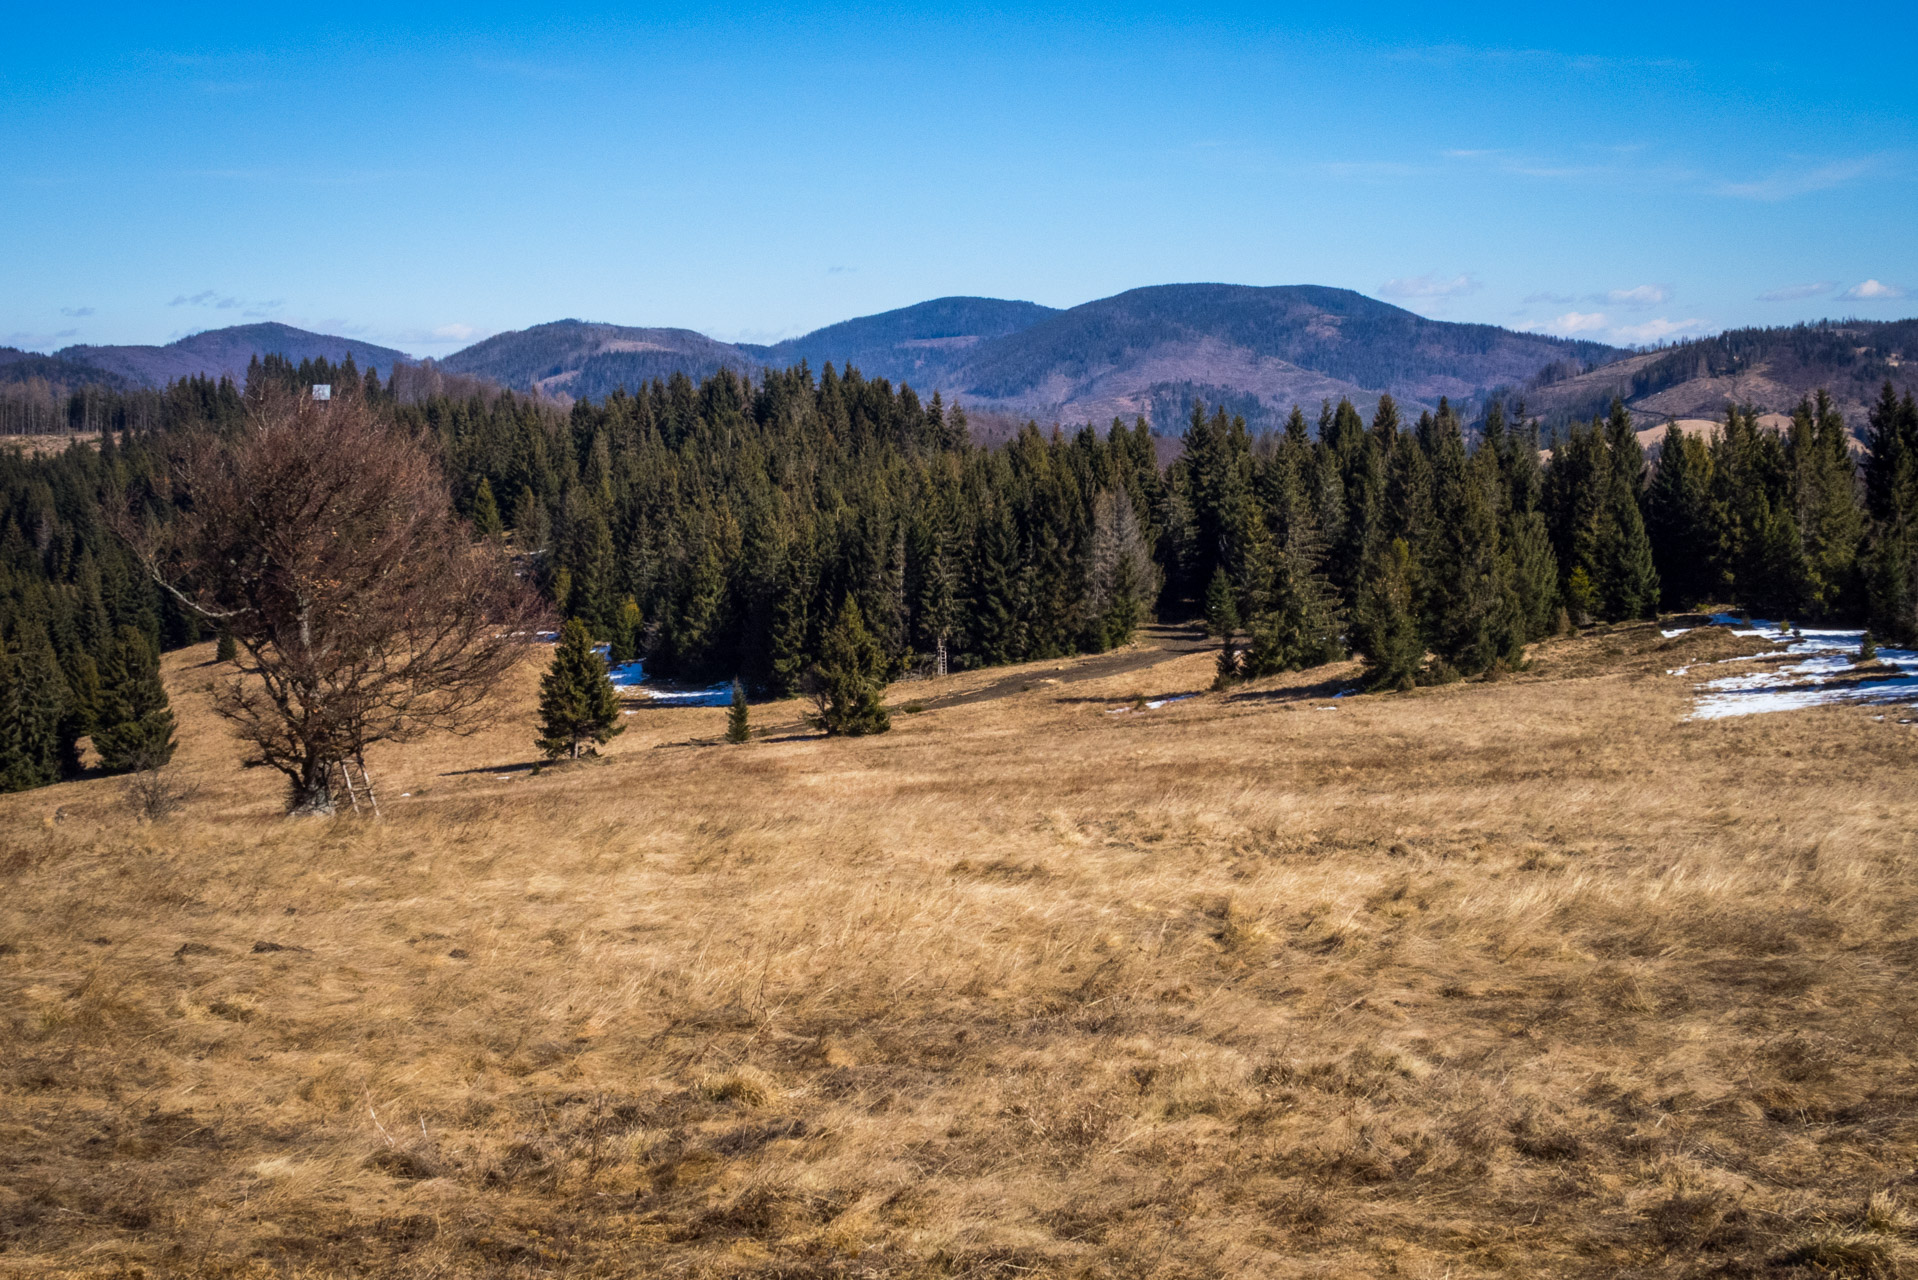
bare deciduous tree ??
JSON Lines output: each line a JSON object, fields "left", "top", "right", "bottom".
{"left": 128, "top": 389, "right": 545, "bottom": 814}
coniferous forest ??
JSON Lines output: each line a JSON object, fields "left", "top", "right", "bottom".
{"left": 3, "top": 352, "right": 1917, "bottom": 793}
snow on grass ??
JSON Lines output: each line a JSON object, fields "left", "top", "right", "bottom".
{"left": 534, "top": 638, "right": 738, "bottom": 707}
{"left": 606, "top": 658, "right": 733, "bottom": 706}
{"left": 1681, "top": 616, "right": 1918, "bottom": 719}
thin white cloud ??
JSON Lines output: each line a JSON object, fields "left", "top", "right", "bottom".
{"left": 60, "top": 306, "right": 94, "bottom": 317}
{"left": 1715, "top": 158, "right": 1877, "bottom": 201}
{"left": 1840, "top": 279, "right": 1907, "bottom": 301}
{"left": 1600, "top": 284, "right": 1670, "bottom": 308}
{"left": 170, "top": 290, "right": 241, "bottom": 308}
{"left": 1757, "top": 282, "right": 1835, "bottom": 302}
{"left": 1522, "top": 291, "right": 1576, "bottom": 305}
{"left": 1610, "top": 317, "right": 1707, "bottom": 344}
{"left": 1551, "top": 311, "right": 1609, "bottom": 334}
{"left": 1378, "top": 273, "right": 1481, "bottom": 300}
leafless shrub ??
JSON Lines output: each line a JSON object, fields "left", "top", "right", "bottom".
{"left": 119, "top": 752, "right": 197, "bottom": 822}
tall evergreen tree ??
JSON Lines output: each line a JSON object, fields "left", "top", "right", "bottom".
{"left": 1645, "top": 422, "right": 1715, "bottom": 609}
{"left": 471, "top": 477, "right": 504, "bottom": 540}
{"left": 1352, "top": 539, "right": 1423, "bottom": 691}
{"left": 0, "top": 628, "right": 66, "bottom": 793}
{"left": 92, "top": 625, "right": 176, "bottom": 773}
{"left": 811, "top": 596, "right": 890, "bottom": 736}
{"left": 536, "top": 619, "right": 624, "bottom": 759}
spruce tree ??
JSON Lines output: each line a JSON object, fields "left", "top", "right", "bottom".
{"left": 1203, "top": 567, "right": 1240, "bottom": 639}
{"left": 471, "top": 477, "right": 504, "bottom": 540}
{"left": 1352, "top": 539, "right": 1423, "bottom": 691}
{"left": 217, "top": 629, "right": 238, "bottom": 662}
{"left": 609, "top": 597, "right": 644, "bottom": 665}
{"left": 1645, "top": 424, "right": 1714, "bottom": 609}
{"left": 536, "top": 619, "right": 624, "bottom": 759}
{"left": 0, "top": 630, "right": 66, "bottom": 792}
{"left": 726, "top": 678, "right": 750, "bottom": 743}
{"left": 93, "top": 626, "right": 176, "bottom": 773}
{"left": 811, "top": 596, "right": 890, "bottom": 736}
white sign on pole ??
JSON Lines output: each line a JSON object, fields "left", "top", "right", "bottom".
{"left": 311, "top": 384, "right": 332, "bottom": 401}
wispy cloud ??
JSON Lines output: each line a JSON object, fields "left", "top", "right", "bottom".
{"left": 171, "top": 290, "right": 243, "bottom": 309}
{"left": 827, "top": 266, "right": 857, "bottom": 275}
{"left": 1599, "top": 284, "right": 1670, "bottom": 308}
{"left": 1840, "top": 279, "right": 1908, "bottom": 300}
{"left": 60, "top": 306, "right": 94, "bottom": 317}
{"left": 1611, "top": 317, "right": 1707, "bottom": 344}
{"left": 1715, "top": 157, "right": 1878, "bottom": 201}
{"left": 1522, "top": 291, "right": 1576, "bottom": 305}
{"left": 1549, "top": 311, "right": 1609, "bottom": 334}
{"left": 1757, "top": 282, "right": 1835, "bottom": 302}
{"left": 1378, "top": 273, "right": 1480, "bottom": 300}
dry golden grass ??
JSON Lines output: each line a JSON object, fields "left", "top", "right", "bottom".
{"left": 4, "top": 623, "right": 1918, "bottom": 1278}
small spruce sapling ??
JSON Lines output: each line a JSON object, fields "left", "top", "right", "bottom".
{"left": 726, "top": 679, "right": 750, "bottom": 743}
{"left": 1859, "top": 630, "right": 1878, "bottom": 663}
{"left": 215, "top": 629, "right": 237, "bottom": 662}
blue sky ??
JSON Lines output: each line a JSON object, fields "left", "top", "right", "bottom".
{"left": 4, "top": 2, "right": 1914, "bottom": 358}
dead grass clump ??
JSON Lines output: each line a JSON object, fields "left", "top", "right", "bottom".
{"left": 700, "top": 1067, "right": 778, "bottom": 1109}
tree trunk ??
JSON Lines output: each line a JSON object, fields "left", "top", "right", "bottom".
{"left": 289, "top": 761, "right": 336, "bottom": 816}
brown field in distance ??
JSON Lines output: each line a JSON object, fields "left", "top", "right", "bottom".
{"left": 3, "top": 623, "right": 1917, "bottom": 1278}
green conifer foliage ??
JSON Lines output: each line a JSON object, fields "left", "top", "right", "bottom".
{"left": 536, "top": 619, "right": 624, "bottom": 759}
{"left": 0, "top": 629, "right": 67, "bottom": 792}
{"left": 471, "top": 477, "right": 504, "bottom": 539}
{"left": 1203, "top": 567, "right": 1240, "bottom": 639}
{"left": 1646, "top": 423, "right": 1715, "bottom": 609}
{"left": 726, "top": 679, "right": 751, "bottom": 744}
{"left": 216, "top": 629, "right": 238, "bottom": 662}
{"left": 1565, "top": 566, "right": 1598, "bottom": 625}
{"left": 811, "top": 597, "right": 890, "bottom": 736}
{"left": 92, "top": 626, "right": 176, "bottom": 773}
{"left": 1353, "top": 539, "right": 1423, "bottom": 691}
{"left": 610, "top": 597, "right": 644, "bottom": 665}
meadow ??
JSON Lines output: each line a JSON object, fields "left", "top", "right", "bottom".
{"left": 3, "top": 620, "right": 1917, "bottom": 1279}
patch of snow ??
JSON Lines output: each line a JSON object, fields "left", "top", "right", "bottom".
{"left": 1660, "top": 627, "right": 1691, "bottom": 638}
{"left": 599, "top": 650, "right": 734, "bottom": 706}
{"left": 1681, "top": 615, "right": 1918, "bottom": 719}
{"left": 1145, "top": 695, "right": 1195, "bottom": 710}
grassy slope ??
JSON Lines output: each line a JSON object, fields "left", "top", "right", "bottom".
{"left": 3, "top": 625, "right": 1917, "bottom": 1278}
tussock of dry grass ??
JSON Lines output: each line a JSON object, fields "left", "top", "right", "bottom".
{"left": 3, "top": 623, "right": 1917, "bottom": 1278}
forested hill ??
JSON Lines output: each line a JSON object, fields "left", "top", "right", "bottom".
{"left": 914, "top": 284, "right": 1624, "bottom": 429}
{"left": 736, "top": 297, "right": 1061, "bottom": 390}
{"left": 56, "top": 323, "right": 413, "bottom": 389}
{"left": 455, "top": 286, "right": 1624, "bottom": 428}
{"left": 1518, "top": 319, "right": 1918, "bottom": 431}
{"left": 438, "top": 322, "right": 757, "bottom": 402}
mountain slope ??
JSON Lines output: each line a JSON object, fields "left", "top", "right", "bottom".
{"left": 938, "top": 284, "right": 1625, "bottom": 426}
{"left": 459, "top": 286, "right": 1624, "bottom": 428}
{"left": 440, "top": 321, "right": 758, "bottom": 399}
{"left": 0, "top": 347, "right": 135, "bottom": 391}
{"left": 58, "top": 323, "right": 414, "bottom": 388}
{"left": 1518, "top": 319, "right": 1918, "bottom": 430}
{"left": 740, "top": 296, "right": 1059, "bottom": 389}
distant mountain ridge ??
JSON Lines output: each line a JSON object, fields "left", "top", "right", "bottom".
{"left": 439, "top": 321, "right": 756, "bottom": 400}
{"left": 54, "top": 323, "right": 414, "bottom": 389}
{"left": 1518, "top": 319, "right": 1918, "bottom": 431}
{"left": 14, "top": 292, "right": 1917, "bottom": 437}
{"left": 442, "top": 285, "right": 1628, "bottom": 429}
